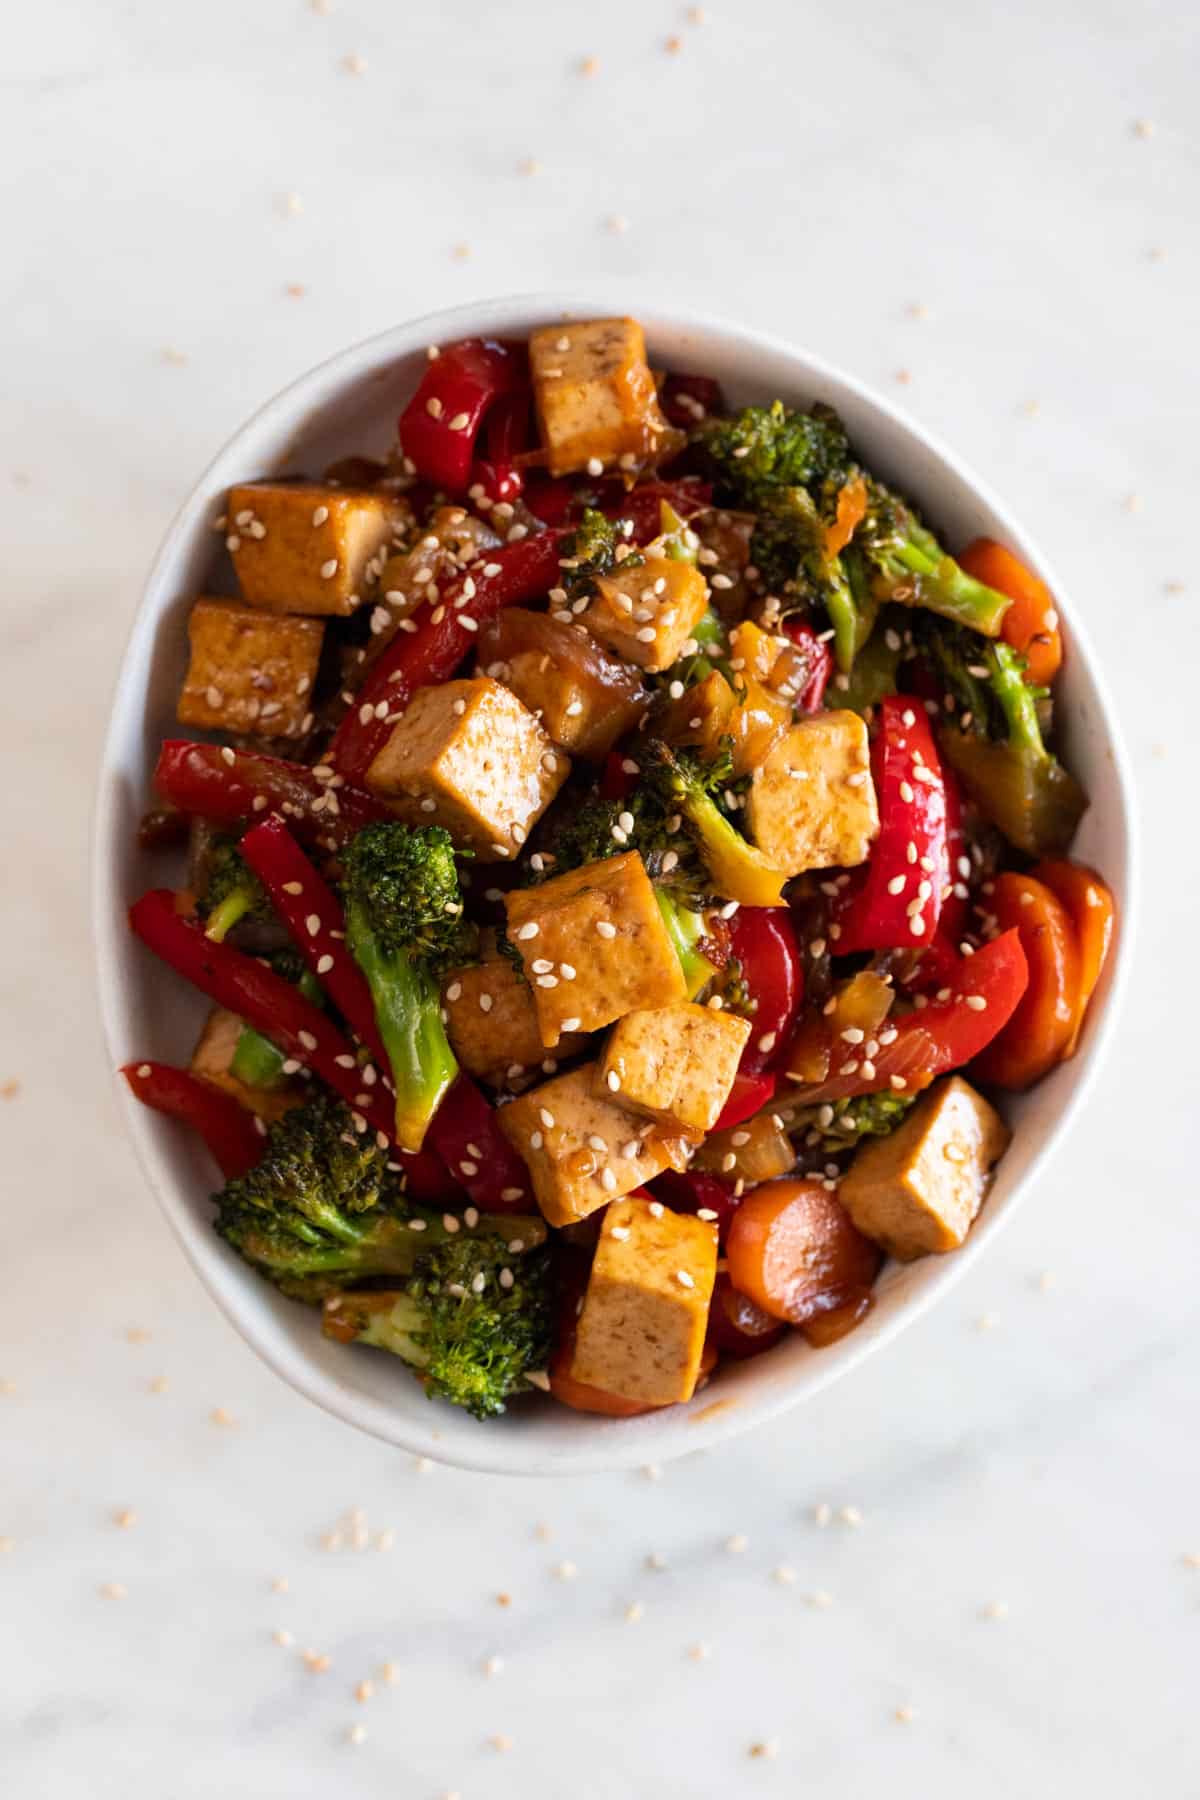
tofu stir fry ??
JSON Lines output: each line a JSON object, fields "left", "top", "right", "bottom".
{"left": 123, "top": 318, "right": 1115, "bottom": 1422}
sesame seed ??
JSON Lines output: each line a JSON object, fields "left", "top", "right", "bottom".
{"left": 749, "top": 1740, "right": 780, "bottom": 1760}
{"left": 560, "top": 1016, "right": 582, "bottom": 1033}
{"left": 529, "top": 1131, "right": 543, "bottom": 1150}
{"left": 479, "top": 994, "right": 494, "bottom": 1013}
{"left": 647, "top": 1201, "right": 663, "bottom": 1218}
{"left": 555, "top": 1560, "right": 577, "bottom": 1580}
{"left": 725, "top": 1533, "right": 749, "bottom": 1553}
{"left": 99, "top": 1581, "right": 127, "bottom": 1600}
{"left": 965, "top": 994, "right": 987, "bottom": 1011}
{"left": 812, "top": 1501, "right": 832, "bottom": 1526}
{"left": 586, "top": 457, "right": 604, "bottom": 476}
{"left": 675, "top": 1269, "right": 695, "bottom": 1289}
{"left": 688, "top": 1642, "right": 711, "bottom": 1661}
{"left": 596, "top": 919, "right": 617, "bottom": 939}
{"left": 273, "top": 1628, "right": 294, "bottom": 1647}
{"left": 320, "top": 558, "right": 339, "bottom": 580}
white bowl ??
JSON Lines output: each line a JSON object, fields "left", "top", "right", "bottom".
{"left": 93, "top": 294, "right": 1137, "bottom": 1476}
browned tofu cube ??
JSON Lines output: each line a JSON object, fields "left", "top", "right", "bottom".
{"left": 226, "top": 482, "right": 410, "bottom": 616}
{"left": 190, "top": 1007, "right": 300, "bottom": 1123}
{"left": 365, "top": 677, "right": 569, "bottom": 860}
{"left": 497, "top": 1067, "right": 689, "bottom": 1228}
{"left": 745, "top": 711, "right": 879, "bottom": 876}
{"left": 442, "top": 958, "right": 588, "bottom": 1089}
{"left": 597, "top": 1003, "right": 751, "bottom": 1138}
{"left": 529, "top": 317, "right": 672, "bottom": 476}
{"left": 176, "top": 598, "right": 324, "bottom": 739}
{"left": 570, "top": 1197, "right": 718, "bottom": 1404}
{"left": 504, "top": 852, "right": 687, "bottom": 1048}
{"left": 839, "top": 1076, "right": 1011, "bottom": 1260}
{"left": 585, "top": 555, "right": 711, "bottom": 673}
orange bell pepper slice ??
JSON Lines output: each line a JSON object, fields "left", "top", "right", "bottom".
{"left": 958, "top": 538, "right": 1063, "bottom": 686}
{"left": 973, "top": 873, "right": 1081, "bottom": 1088}
{"left": 1032, "top": 860, "right": 1115, "bottom": 1056}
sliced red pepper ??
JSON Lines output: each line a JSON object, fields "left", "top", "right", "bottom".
{"left": 659, "top": 373, "right": 727, "bottom": 431}
{"left": 237, "top": 816, "right": 389, "bottom": 1069}
{"left": 648, "top": 1169, "right": 740, "bottom": 1244}
{"left": 469, "top": 389, "right": 530, "bottom": 504}
{"left": 154, "top": 742, "right": 389, "bottom": 850}
{"left": 783, "top": 929, "right": 1029, "bottom": 1104}
{"left": 424, "top": 1075, "right": 535, "bottom": 1214}
{"left": 128, "top": 890, "right": 397, "bottom": 1142}
{"left": 713, "top": 1071, "right": 777, "bottom": 1131}
{"left": 399, "top": 337, "right": 524, "bottom": 494}
{"left": 938, "top": 763, "right": 970, "bottom": 945}
{"left": 830, "top": 695, "right": 949, "bottom": 953}
{"left": 328, "top": 529, "right": 567, "bottom": 784}
{"left": 599, "top": 750, "right": 638, "bottom": 801}
{"left": 120, "top": 1060, "right": 266, "bottom": 1178}
{"left": 599, "top": 478, "right": 713, "bottom": 543}
{"left": 780, "top": 618, "right": 833, "bottom": 712}
{"left": 728, "top": 908, "right": 803, "bottom": 1073}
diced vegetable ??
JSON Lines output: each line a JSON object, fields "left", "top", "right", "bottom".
{"left": 399, "top": 337, "right": 525, "bottom": 492}
{"left": 725, "top": 1178, "right": 880, "bottom": 1326}
{"left": 972, "top": 874, "right": 1081, "bottom": 1089}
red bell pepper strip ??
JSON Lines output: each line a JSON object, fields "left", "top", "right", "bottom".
{"left": 728, "top": 908, "right": 803, "bottom": 1073}
{"left": 599, "top": 750, "right": 638, "bottom": 801}
{"left": 713, "top": 1070, "right": 777, "bottom": 1131}
{"left": 659, "top": 373, "right": 727, "bottom": 430}
{"left": 469, "top": 389, "right": 530, "bottom": 504}
{"left": 399, "top": 338, "right": 524, "bottom": 494}
{"left": 783, "top": 929, "right": 1029, "bottom": 1104}
{"left": 128, "top": 890, "right": 397, "bottom": 1142}
{"left": 154, "top": 741, "right": 390, "bottom": 851}
{"left": 830, "top": 695, "right": 950, "bottom": 953}
{"left": 649, "top": 1169, "right": 740, "bottom": 1244}
{"left": 328, "top": 529, "right": 568, "bottom": 784}
{"left": 424, "top": 1075, "right": 535, "bottom": 1214}
{"left": 937, "top": 763, "right": 970, "bottom": 945}
{"left": 520, "top": 473, "right": 577, "bottom": 525}
{"left": 120, "top": 1060, "right": 265, "bottom": 1179}
{"left": 780, "top": 618, "right": 833, "bottom": 712}
{"left": 237, "top": 816, "right": 389, "bottom": 1070}
{"left": 599, "top": 478, "right": 713, "bottom": 543}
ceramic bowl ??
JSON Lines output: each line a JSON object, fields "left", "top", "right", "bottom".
{"left": 93, "top": 294, "right": 1136, "bottom": 1475}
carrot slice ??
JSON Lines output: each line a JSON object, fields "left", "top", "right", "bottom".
{"left": 1032, "top": 860, "right": 1115, "bottom": 1056}
{"left": 973, "top": 873, "right": 1081, "bottom": 1088}
{"left": 824, "top": 476, "right": 868, "bottom": 557}
{"left": 958, "top": 537, "right": 1062, "bottom": 686}
{"left": 726, "top": 1179, "right": 880, "bottom": 1326}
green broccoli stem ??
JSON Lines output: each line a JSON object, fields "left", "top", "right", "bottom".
{"left": 203, "top": 885, "right": 258, "bottom": 943}
{"left": 346, "top": 898, "right": 458, "bottom": 1153}
{"left": 824, "top": 555, "right": 861, "bottom": 674}
{"left": 888, "top": 521, "right": 1011, "bottom": 636}
{"left": 986, "top": 640, "right": 1043, "bottom": 753}
{"left": 655, "top": 891, "right": 717, "bottom": 999}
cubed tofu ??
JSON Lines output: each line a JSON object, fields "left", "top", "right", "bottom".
{"left": 504, "top": 852, "right": 687, "bottom": 1048}
{"left": 176, "top": 598, "right": 324, "bottom": 739}
{"left": 658, "top": 664, "right": 790, "bottom": 777}
{"left": 497, "top": 1067, "right": 690, "bottom": 1228}
{"left": 586, "top": 555, "right": 711, "bottom": 673}
{"left": 500, "top": 651, "right": 647, "bottom": 758}
{"left": 226, "top": 482, "right": 410, "bottom": 616}
{"left": 838, "top": 1075, "right": 1011, "bottom": 1260}
{"left": 190, "top": 1007, "right": 300, "bottom": 1123}
{"left": 570, "top": 1197, "right": 718, "bottom": 1404}
{"left": 364, "top": 678, "right": 569, "bottom": 860}
{"left": 597, "top": 1003, "right": 751, "bottom": 1137}
{"left": 529, "top": 317, "right": 672, "bottom": 476}
{"left": 442, "top": 958, "right": 588, "bottom": 1089}
{"left": 745, "top": 711, "right": 879, "bottom": 875}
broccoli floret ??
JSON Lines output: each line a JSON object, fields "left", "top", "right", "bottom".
{"left": 857, "top": 479, "right": 1011, "bottom": 638}
{"left": 196, "top": 838, "right": 272, "bottom": 943}
{"left": 321, "top": 1233, "right": 554, "bottom": 1419}
{"left": 698, "top": 401, "right": 852, "bottom": 504}
{"left": 558, "top": 506, "right": 642, "bottom": 600}
{"left": 914, "top": 619, "right": 1086, "bottom": 855}
{"left": 342, "top": 823, "right": 478, "bottom": 1152}
{"left": 787, "top": 1090, "right": 917, "bottom": 1153}
{"left": 642, "top": 740, "right": 789, "bottom": 908}
{"left": 751, "top": 486, "right": 871, "bottom": 673}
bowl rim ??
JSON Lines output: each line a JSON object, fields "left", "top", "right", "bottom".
{"left": 92, "top": 290, "right": 1139, "bottom": 1476}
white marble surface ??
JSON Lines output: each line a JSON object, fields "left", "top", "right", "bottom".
{"left": 2, "top": 1, "right": 1198, "bottom": 1793}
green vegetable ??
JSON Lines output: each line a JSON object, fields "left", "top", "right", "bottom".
{"left": 195, "top": 840, "right": 272, "bottom": 944}
{"left": 230, "top": 966, "right": 325, "bottom": 1089}
{"left": 643, "top": 739, "right": 789, "bottom": 908}
{"left": 655, "top": 889, "right": 718, "bottom": 999}
{"left": 321, "top": 1232, "right": 554, "bottom": 1420}
{"left": 786, "top": 1090, "right": 917, "bottom": 1152}
{"left": 559, "top": 507, "right": 641, "bottom": 600}
{"left": 698, "top": 400, "right": 852, "bottom": 503}
{"left": 858, "top": 480, "right": 1011, "bottom": 637}
{"left": 342, "top": 823, "right": 478, "bottom": 1152}
{"left": 836, "top": 607, "right": 904, "bottom": 714}
{"left": 917, "top": 620, "right": 1086, "bottom": 855}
